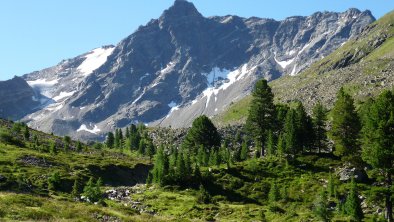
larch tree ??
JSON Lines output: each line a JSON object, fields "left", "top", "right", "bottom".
{"left": 246, "top": 79, "right": 276, "bottom": 157}
{"left": 329, "top": 88, "right": 361, "bottom": 158}
{"left": 312, "top": 102, "right": 328, "bottom": 153}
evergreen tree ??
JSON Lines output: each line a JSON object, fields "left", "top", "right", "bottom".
{"left": 125, "top": 127, "right": 130, "bottom": 139}
{"left": 146, "top": 140, "right": 155, "bottom": 160}
{"left": 361, "top": 90, "right": 394, "bottom": 221}
{"left": 314, "top": 189, "right": 330, "bottom": 222}
{"left": 182, "top": 115, "right": 221, "bottom": 151}
{"left": 277, "top": 133, "right": 285, "bottom": 158}
{"left": 312, "top": 102, "right": 328, "bottom": 153}
{"left": 23, "top": 125, "right": 30, "bottom": 141}
{"left": 275, "top": 104, "right": 290, "bottom": 132}
{"left": 48, "top": 171, "right": 61, "bottom": 192}
{"left": 269, "top": 181, "right": 280, "bottom": 202}
{"left": 328, "top": 172, "right": 336, "bottom": 198}
{"left": 344, "top": 179, "right": 363, "bottom": 221}
{"left": 240, "top": 140, "right": 249, "bottom": 161}
{"left": 106, "top": 132, "right": 115, "bottom": 149}
{"left": 114, "top": 129, "right": 120, "bottom": 149}
{"left": 49, "top": 141, "right": 57, "bottom": 155}
{"left": 266, "top": 130, "right": 275, "bottom": 156}
{"left": 71, "top": 179, "right": 80, "bottom": 198}
{"left": 295, "top": 102, "right": 313, "bottom": 153}
{"left": 64, "top": 136, "right": 71, "bottom": 151}
{"left": 329, "top": 88, "right": 361, "bottom": 158}
{"left": 284, "top": 109, "right": 299, "bottom": 157}
{"left": 246, "top": 79, "right": 276, "bottom": 157}
{"left": 119, "top": 129, "right": 124, "bottom": 149}
{"left": 83, "top": 177, "right": 102, "bottom": 203}
{"left": 138, "top": 139, "right": 146, "bottom": 155}
{"left": 76, "top": 141, "right": 83, "bottom": 152}
{"left": 176, "top": 151, "right": 186, "bottom": 181}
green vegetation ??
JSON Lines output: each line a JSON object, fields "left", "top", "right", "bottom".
{"left": 1, "top": 11, "right": 394, "bottom": 221}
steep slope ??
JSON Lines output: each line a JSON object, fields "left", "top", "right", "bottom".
{"left": 214, "top": 10, "right": 394, "bottom": 126}
{"left": 0, "top": 77, "right": 40, "bottom": 120}
{"left": 18, "top": 0, "right": 374, "bottom": 140}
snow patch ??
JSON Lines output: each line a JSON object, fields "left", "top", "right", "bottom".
{"left": 299, "top": 43, "right": 310, "bottom": 54}
{"left": 290, "top": 64, "right": 298, "bottom": 76}
{"left": 274, "top": 56, "right": 295, "bottom": 69}
{"left": 204, "top": 67, "right": 231, "bottom": 86}
{"left": 200, "top": 64, "right": 251, "bottom": 108}
{"left": 77, "top": 47, "right": 115, "bottom": 76}
{"left": 77, "top": 124, "right": 101, "bottom": 134}
{"left": 168, "top": 101, "right": 177, "bottom": 108}
{"left": 45, "top": 103, "right": 63, "bottom": 111}
{"left": 53, "top": 91, "right": 76, "bottom": 102}
{"left": 221, "top": 16, "right": 233, "bottom": 24}
{"left": 27, "top": 78, "right": 59, "bottom": 98}
{"left": 160, "top": 61, "right": 176, "bottom": 74}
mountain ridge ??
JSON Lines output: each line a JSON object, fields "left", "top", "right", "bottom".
{"left": 0, "top": 1, "right": 375, "bottom": 140}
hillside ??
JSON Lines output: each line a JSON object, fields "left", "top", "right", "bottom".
{"left": 0, "top": 116, "right": 390, "bottom": 221}
{"left": 214, "top": 10, "right": 394, "bottom": 126}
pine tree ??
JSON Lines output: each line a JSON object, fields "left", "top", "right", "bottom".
{"left": 295, "top": 102, "right": 313, "bottom": 153}
{"left": 329, "top": 88, "right": 361, "bottom": 158}
{"left": 125, "top": 127, "right": 130, "bottom": 139}
{"left": 114, "top": 129, "right": 120, "bottom": 149}
{"left": 314, "top": 189, "right": 330, "bottom": 222}
{"left": 71, "top": 179, "right": 80, "bottom": 198}
{"left": 312, "top": 102, "right": 328, "bottom": 153}
{"left": 277, "top": 133, "right": 285, "bottom": 158}
{"left": 106, "top": 132, "right": 115, "bottom": 149}
{"left": 138, "top": 139, "right": 146, "bottom": 155}
{"left": 269, "top": 181, "right": 280, "bottom": 202}
{"left": 194, "top": 163, "right": 201, "bottom": 180}
{"left": 49, "top": 141, "right": 57, "bottom": 155}
{"left": 284, "top": 109, "right": 299, "bottom": 157}
{"left": 119, "top": 129, "right": 124, "bottom": 149}
{"left": 146, "top": 140, "right": 155, "bottom": 160}
{"left": 240, "top": 140, "right": 249, "bottom": 161}
{"left": 64, "top": 136, "right": 71, "bottom": 151}
{"left": 83, "top": 177, "right": 102, "bottom": 203}
{"left": 328, "top": 172, "right": 336, "bottom": 198}
{"left": 246, "top": 79, "right": 276, "bottom": 157}
{"left": 176, "top": 151, "right": 186, "bottom": 181}
{"left": 23, "top": 125, "right": 30, "bottom": 141}
{"left": 266, "top": 130, "right": 275, "bottom": 156}
{"left": 182, "top": 115, "right": 221, "bottom": 151}
{"left": 361, "top": 90, "right": 394, "bottom": 222}
{"left": 344, "top": 179, "right": 363, "bottom": 221}
{"left": 76, "top": 141, "right": 83, "bottom": 152}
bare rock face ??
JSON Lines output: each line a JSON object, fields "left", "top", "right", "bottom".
{"left": 0, "top": 76, "right": 40, "bottom": 120}
{"left": 5, "top": 0, "right": 374, "bottom": 140}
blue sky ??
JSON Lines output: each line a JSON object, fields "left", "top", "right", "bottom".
{"left": 0, "top": 0, "right": 393, "bottom": 80}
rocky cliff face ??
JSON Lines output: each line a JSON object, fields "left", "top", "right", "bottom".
{"left": 15, "top": 0, "right": 374, "bottom": 140}
{"left": 0, "top": 77, "right": 40, "bottom": 120}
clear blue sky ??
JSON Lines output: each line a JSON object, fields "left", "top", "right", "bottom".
{"left": 0, "top": 0, "right": 392, "bottom": 80}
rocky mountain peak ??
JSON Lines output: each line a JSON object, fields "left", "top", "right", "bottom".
{"left": 160, "top": 0, "right": 202, "bottom": 21}
{"left": 11, "top": 4, "right": 375, "bottom": 141}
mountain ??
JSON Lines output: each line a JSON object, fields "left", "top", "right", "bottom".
{"left": 0, "top": 76, "right": 40, "bottom": 120}
{"left": 214, "top": 10, "right": 394, "bottom": 126}
{"left": 15, "top": 0, "right": 374, "bottom": 140}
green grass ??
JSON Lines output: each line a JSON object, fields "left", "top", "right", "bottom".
{"left": 213, "top": 95, "right": 252, "bottom": 125}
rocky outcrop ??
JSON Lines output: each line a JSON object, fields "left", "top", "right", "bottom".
{"left": 12, "top": 0, "right": 374, "bottom": 140}
{"left": 0, "top": 76, "right": 40, "bottom": 120}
